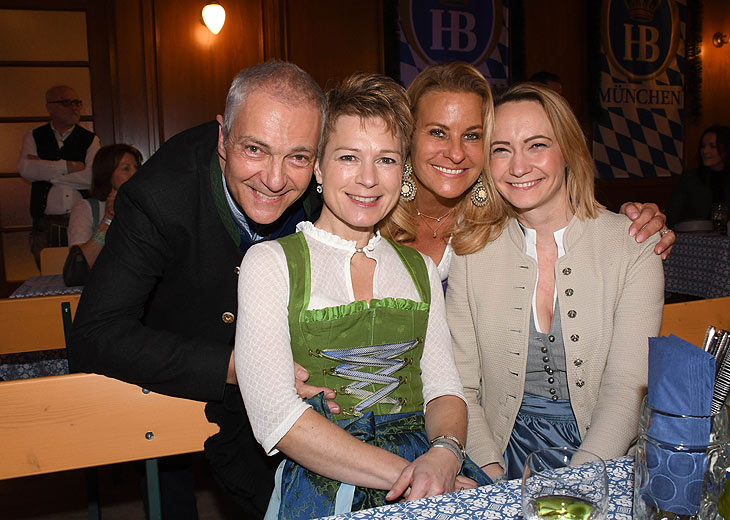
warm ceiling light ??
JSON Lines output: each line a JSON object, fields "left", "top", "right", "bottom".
{"left": 202, "top": 3, "right": 225, "bottom": 35}
{"left": 713, "top": 32, "right": 728, "bottom": 48}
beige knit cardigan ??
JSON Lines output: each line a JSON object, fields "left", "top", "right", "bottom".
{"left": 446, "top": 210, "right": 664, "bottom": 468}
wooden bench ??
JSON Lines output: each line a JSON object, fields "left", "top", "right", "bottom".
{"left": 0, "top": 293, "right": 80, "bottom": 354}
{"left": 0, "top": 372, "right": 218, "bottom": 519}
{"left": 0, "top": 293, "right": 218, "bottom": 519}
{"left": 0, "top": 373, "right": 218, "bottom": 480}
{"left": 659, "top": 296, "right": 730, "bottom": 346}
{"left": 40, "top": 246, "right": 70, "bottom": 275}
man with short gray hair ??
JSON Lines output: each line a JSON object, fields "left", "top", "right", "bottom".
{"left": 18, "top": 85, "right": 101, "bottom": 266}
{"left": 69, "top": 62, "right": 334, "bottom": 519}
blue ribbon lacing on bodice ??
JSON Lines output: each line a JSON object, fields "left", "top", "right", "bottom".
{"left": 318, "top": 339, "right": 419, "bottom": 416}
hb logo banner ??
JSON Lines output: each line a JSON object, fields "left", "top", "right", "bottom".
{"left": 592, "top": 0, "right": 685, "bottom": 178}
{"left": 398, "top": 0, "right": 509, "bottom": 89}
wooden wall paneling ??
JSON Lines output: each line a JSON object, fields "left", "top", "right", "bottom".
{"left": 522, "top": 0, "right": 590, "bottom": 132}
{"left": 262, "top": 0, "right": 287, "bottom": 61}
{"left": 285, "top": 0, "right": 384, "bottom": 88}
{"left": 108, "top": 0, "right": 157, "bottom": 160}
{"left": 153, "top": 0, "right": 265, "bottom": 142}
{"left": 85, "top": 0, "right": 114, "bottom": 148}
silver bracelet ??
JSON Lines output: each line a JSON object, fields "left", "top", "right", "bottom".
{"left": 430, "top": 440, "right": 465, "bottom": 467}
{"left": 102, "top": 217, "right": 113, "bottom": 226}
{"left": 430, "top": 434, "right": 466, "bottom": 458}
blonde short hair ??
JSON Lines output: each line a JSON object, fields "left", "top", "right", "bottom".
{"left": 320, "top": 73, "right": 413, "bottom": 158}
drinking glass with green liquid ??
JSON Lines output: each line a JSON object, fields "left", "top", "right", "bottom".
{"left": 522, "top": 447, "right": 608, "bottom": 520}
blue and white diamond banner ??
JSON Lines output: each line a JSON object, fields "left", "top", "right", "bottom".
{"left": 398, "top": 0, "right": 509, "bottom": 89}
{"left": 593, "top": 0, "right": 685, "bottom": 178}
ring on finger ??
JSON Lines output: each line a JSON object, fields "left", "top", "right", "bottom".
{"left": 660, "top": 228, "right": 673, "bottom": 237}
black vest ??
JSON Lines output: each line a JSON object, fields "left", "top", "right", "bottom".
{"left": 30, "top": 123, "right": 95, "bottom": 218}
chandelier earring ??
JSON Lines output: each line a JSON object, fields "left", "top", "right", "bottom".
{"left": 470, "top": 174, "right": 488, "bottom": 207}
{"left": 400, "top": 160, "right": 417, "bottom": 202}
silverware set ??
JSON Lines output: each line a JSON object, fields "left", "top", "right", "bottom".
{"left": 703, "top": 326, "right": 730, "bottom": 414}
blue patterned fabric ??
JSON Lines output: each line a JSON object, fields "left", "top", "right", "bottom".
{"left": 592, "top": 0, "right": 686, "bottom": 178}
{"left": 663, "top": 233, "right": 730, "bottom": 299}
{"left": 272, "top": 395, "right": 490, "bottom": 520}
{"left": 503, "top": 393, "right": 582, "bottom": 480}
{"left": 0, "top": 349, "right": 68, "bottom": 380}
{"left": 398, "top": 1, "right": 509, "bottom": 89}
{"left": 9, "top": 274, "right": 83, "bottom": 298}
{"left": 322, "top": 456, "right": 635, "bottom": 520}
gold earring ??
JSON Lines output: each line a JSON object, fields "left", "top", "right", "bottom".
{"left": 470, "top": 174, "right": 488, "bottom": 207}
{"left": 400, "top": 161, "right": 417, "bottom": 201}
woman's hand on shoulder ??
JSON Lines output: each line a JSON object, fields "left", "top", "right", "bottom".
{"left": 619, "top": 201, "right": 675, "bottom": 259}
{"left": 386, "top": 446, "right": 471, "bottom": 502}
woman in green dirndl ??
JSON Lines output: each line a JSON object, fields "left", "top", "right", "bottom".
{"left": 234, "top": 73, "right": 490, "bottom": 520}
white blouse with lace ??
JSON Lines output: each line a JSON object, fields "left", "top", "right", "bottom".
{"left": 235, "top": 221, "right": 465, "bottom": 454}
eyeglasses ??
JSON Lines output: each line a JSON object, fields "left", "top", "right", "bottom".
{"left": 48, "top": 99, "right": 83, "bottom": 108}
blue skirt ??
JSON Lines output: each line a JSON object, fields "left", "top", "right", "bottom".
{"left": 503, "top": 393, "right": 582, "bottom": 480}
{"left": 267, "top": 394, "right": 491, "bottom": 520}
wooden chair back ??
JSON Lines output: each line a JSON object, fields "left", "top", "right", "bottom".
{"left": 0, "top": 373, "right": 218, "bottom": 480}
{"left": 0, "top": 293, "right": 80, "bottom": 354}
{"left": 659, "top": 296, "right": 730, "bottom": 346}
{"left": 40, "top": 246, "right": 70, "bottom": 275}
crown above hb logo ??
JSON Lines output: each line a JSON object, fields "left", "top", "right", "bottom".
{"left": 623, "top": 0, "right": 662, "bottom": 23}
{"left": 438, "top": 0, "right": 470, "bottom": 8}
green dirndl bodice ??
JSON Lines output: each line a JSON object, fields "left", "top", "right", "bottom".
{"left": 269, "top": 233, "right": 489, "bottom": 520}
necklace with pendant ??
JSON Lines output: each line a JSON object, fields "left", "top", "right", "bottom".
{"left": 416, "top": 208, "right": 454, "bottom": 239}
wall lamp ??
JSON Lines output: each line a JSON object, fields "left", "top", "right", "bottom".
{"left": 712, "top": 32, "right": 728, "bottom": 48}
{"left": 202, "top": 3, "right": 225, "bottom": 35}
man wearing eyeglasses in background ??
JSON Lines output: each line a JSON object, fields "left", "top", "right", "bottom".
{"left": 17, "top": 85, "right": 101, "bottom": 267}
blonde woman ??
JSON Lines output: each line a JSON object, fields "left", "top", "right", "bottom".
{"left": 447, "top": 83, "right": 664, "bottom": 480}
{"left": 382, "top": 63, "right": 675, "bottom": 290}
{"left": 235, "top": 73, "right": 489, "bottom": 520}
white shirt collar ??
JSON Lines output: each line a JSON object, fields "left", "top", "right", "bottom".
{"left": 520, "top": 223, "right": 568, "bottom": 334}
{"left": 297, "top": 221, "right": 381, "bottom": 253}
{"left": 522, "top": 225, "right": 567, "bottom": 261}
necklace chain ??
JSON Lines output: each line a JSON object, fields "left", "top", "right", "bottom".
{"left": 416, "top": 208, "right": 454, "bottom": 239}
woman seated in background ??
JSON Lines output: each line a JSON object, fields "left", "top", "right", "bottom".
{"left": 63, "top": 144, "right": 141, "bottom": 285}
{"left": 235, "top": 73, "right": 489, "bottom": 520}
{"left": 447, "top": 83, "right": 665, "bottom": 480}
{"left": 666, "top": 125, "right": 730, "bottom": 230}
{"left": 380, "top": 62, "right": 676, "bottom": 287}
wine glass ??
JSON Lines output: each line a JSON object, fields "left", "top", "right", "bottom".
{"left": 521, "top": 447, "right": 608, "bottom": 520}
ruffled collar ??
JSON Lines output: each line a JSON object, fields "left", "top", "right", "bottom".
{"left": 296, "top": 221, "right": 382, "bottom": 253}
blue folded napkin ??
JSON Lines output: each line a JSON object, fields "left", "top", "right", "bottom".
{"left": 647, "top": 335, "right": 715, "bottom": 417}
{"left": 640, "top": 335, "right": 715, "bottom": 515}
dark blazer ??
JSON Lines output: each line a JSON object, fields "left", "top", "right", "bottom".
{"left": 68, "top": 121, "right": 320, "bottom": 517}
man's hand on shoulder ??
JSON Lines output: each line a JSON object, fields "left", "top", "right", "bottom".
{"left": 228, "top": 353, "right": 341, "bottom": 414}
{"left": 294, "top": 362, "right": 341, "bottom": 414}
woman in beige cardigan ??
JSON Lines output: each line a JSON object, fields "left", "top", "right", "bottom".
{"left": 446, "top": 83, "right": 665, "bottom": 481}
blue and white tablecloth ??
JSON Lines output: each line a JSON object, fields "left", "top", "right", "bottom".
{"left": 321, "top": 456, "right": 634, "bottom": 520}
{"left": 663, "top": 233, "right": 730, "bottom": 299}
{"left": 2, "top": 274, "right": 79, "bottom": 380}
{"left": 9, "top": 274, "right": 83, "bottom": 298}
